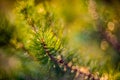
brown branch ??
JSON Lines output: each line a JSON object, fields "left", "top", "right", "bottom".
{"left": 98, "top": 22, "right": 120, "bottom": 53}
{"left": 41, "top": 39, "right": 100, "bottom": 80}
{"left": 89, "top": 0, "right": 120, "bottom": 53}
{"left": 26, "top": 16, "right": 100, "bottom": 80}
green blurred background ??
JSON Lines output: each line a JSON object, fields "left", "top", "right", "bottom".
{"left": 1, "top": 0, "right": 120, "bottom": 80}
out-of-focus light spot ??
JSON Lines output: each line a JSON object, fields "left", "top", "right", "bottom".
{"left": 24, "top": 52, "right": 29, "bottom": 57}
{"left": 100, "top": 73, "right": 108, "bottom": 80}
{"left": 94, "top": 72, "right": 100, "bottom": 79}
{"left": 53, "top": 65, "right": 56, "bottom": 68}
{"left": 101, "top": 40, "right": 109, "bottom": 50}
{"left": 68, "top": 61, "right": 72, "bottom": 67}
{"left": 37, "top": 4, "right": 46, "bottom": 14}
{"left": 107, "top": 22, "right": 115, "bottom": 31}
{"left": 71, "top": 69, "right": 74, "bottom": 73}
{"left": 79, "top": 67, "right": 90, "bottom": 75}
{"left": 38, "top": 8, "right": 45, "bottom": 13}
{"left": 27, "top": 40, "right": 30, "bottom": 44}
{"left": 72, "top": 66, "right": 76, "bottom": 70}
{"left": 57, "top": 55, "right": 62, "bottom": 60}
{"left": 88, "top": 0, "right": 99, "bottom": 20}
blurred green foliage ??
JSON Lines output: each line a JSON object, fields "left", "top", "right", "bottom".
{"left": 0, "top": 12, "right": 14, "bottom": 46}
{"left": 0, "top": 0, "right": 120, "bottom": 80}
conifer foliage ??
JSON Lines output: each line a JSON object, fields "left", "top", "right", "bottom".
{"left": 14, "top": 0, "right": 100, "bottom": 80}
{"left": 1, "top": 0, "right": 120, "bottom": 80}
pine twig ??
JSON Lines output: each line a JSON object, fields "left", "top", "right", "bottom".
{"left": 41, "top": 39, "right": 100, "bottom": 80}
{"left": 26, "top": 15, "right": 100, "bottom": 80}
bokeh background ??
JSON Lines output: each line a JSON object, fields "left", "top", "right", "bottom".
{"left": 1, "top": 0, "right": 120, "bottom": 80}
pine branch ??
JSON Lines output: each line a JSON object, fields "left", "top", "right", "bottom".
{"left": 41, "top": 39, "right": 100, "bottom": 80}
{"left": 16, "top": 1, "right": 100, "bottom": 79}
{"left": 26, "top": 16, "right": 100, "bottom": 80}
